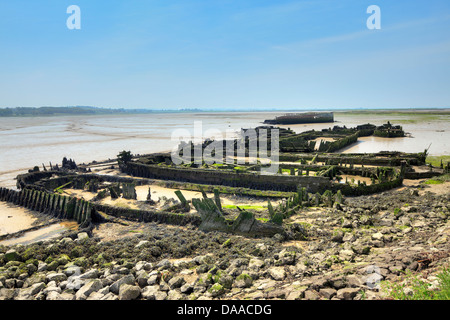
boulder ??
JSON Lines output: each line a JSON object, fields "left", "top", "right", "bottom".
{"left": 119, "top": 284, "right": 141, "bottom": 300}
{"left": 75, "top": 279, "right": 103, "bottom": 300}
{"left": 110, "top": 274, "right": 135, "bottom": 294}
{"left": 336, "top": 287, "right": 360, "bottom": 300}
{"left": 268, "top": 267, "right": 286, "bottom": 281}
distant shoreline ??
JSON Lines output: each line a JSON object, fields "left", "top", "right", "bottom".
{"left": 0, "top": 106, "right": 449, "bottom": 117}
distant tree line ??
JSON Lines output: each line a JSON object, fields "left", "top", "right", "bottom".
{"left": 0, "top": 106, "right": 158, "bottom": 117}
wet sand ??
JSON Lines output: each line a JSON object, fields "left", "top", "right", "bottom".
{"left": 0, "top": 202, "right": 37, "bottom": 236}
{"left": 0, "top": 222, "right": 78, "bottom": 246}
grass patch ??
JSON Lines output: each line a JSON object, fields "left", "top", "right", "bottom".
{"left": 381, "top": 268, "right": 450, "bottom": 300}
{"left": 426, "top": 155, "right": 450, "bottom": 167}
{"left": 222, "top": 204, "right": 267, "bottom": 211}
{"left": 423, "top": 173, "right": 450, "bottom": 185}
{"left": 424, "top": 179, "right": 444, "bottom": 185}
{"left": 114, "top": 202, "right": 132, "bottom": 209}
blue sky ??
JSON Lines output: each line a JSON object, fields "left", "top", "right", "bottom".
{"left": 0, "top": 0, "right": 449, "bottom": 110}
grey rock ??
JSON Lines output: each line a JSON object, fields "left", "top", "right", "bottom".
{"left": 319, "top": 288, "right": 337, "bottom": 299}
{"left": 248, "top": 258, "right": 265, "bottom": 270}
{"left": 4, "top": 249, "right": 21, "bottom": 262}
{"left": 142, "top": 285, "right": 160, "bottom": 300}
{"left": 136, "top": 271, "right": 149, "bottom": 288}
{"left": 110, "top": 274, "right": 135, "bottom": 294}
{"left": 100, "top": 292, "right": 118, "bottom": 300}
{"left": 59, "top": 292, "right": 75, "bottom": 300}
{"left": 76, "top": 232, "right": 89, "bottom": 241}
{"left": 336, "top": 287, "right": 360, "bottom": 300}
{"left": 75, "top": 279, "right": 103, "bottom": 300}
{"left": 167, "top": 289, "right": 184, "bottom": 300}
{"left": 5, "top": 279, "right": 15, "bottom": 289}
{"left": 79, "top": 269, "right": 100, "bottom": 279}
{"left": 268, "top": 267, "right": 286, "bottom": 281}
{"left": 168, "top": 276, "right": 186, "bottom": 289}
{"left": 87, "top": 292, "right": 105, "bottom": 300}
{"left": 304, "top": 289, "right": 320, "bottom": 300}
{"left": 46, "top": 273, "right": 67, "bottom": 283}
{"left": 180, "top": 283, "right": 194, "bottom": 294}
{"left": 147, "top": 272, "right": 161, "bottom": 286}
{"left": 119, "top": 284, "right": 141, "bottom": 300}
{"left": 37, "top": 262, "right": 48, "bottom": 272}
{"left": 0, "top": 288, "right": 16, "bottom": 300}
{"left": 156, "top": 259, "right": 172, "bottom": 270}
{"left": 46, "top": 291, "right": 63, "bottom": 300}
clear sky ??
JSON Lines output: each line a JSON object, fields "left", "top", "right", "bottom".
{"left": 0, "top": 0, "right": 449, "bottom": 110}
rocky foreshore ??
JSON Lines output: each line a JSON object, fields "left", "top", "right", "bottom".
{"left": 0, "top": 182, "right": 449, "bottom": 301}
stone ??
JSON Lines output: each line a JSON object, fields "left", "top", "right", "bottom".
{"left": 23, "top": 273, "right": 46, "bottom": 288}
{"left": 155, "top": 291, "right": 168, "bottom": 300}
{"left": 304, "top": 289, "right": 320, "bottom": 300}
{"left": 319, "top": 288, "right": 337, "bottom": 299}
{"left": 46, "top": 273, "right": 68, "bottom": 283}
{"left": 192, "top": 254, "right": 214, "bottom": 265}
{"left": 37, "top": 262, "right": 48, "bottom": 272}
{"left": 59, "top": 292, "right": 75, "bottom": 300}
{"left": 118, "top": 284, "right": 141, "bottom": 300}
{"left": 4, "top": 250, "right": 21, "bottom": 262}
{"left": 336, "top": 288, "right": 360, "bottom": 300}
{"left": 136, "top": 271, "right": 149, "bottom": 288}
{"left": 285, "top": 286, "right": 306, "bottom": 300}
{"left": 79, "top": 269, "right": 100, "bottom": 279}
{"left": 77, "top": 232, "right": 89, "bottom": 241}
{"left": 29, "top": 282, "right": 46, "bottom": 295}
{"left": 248, "top": 258, "right": 265, "bottom": 270}
{"left": 147, "top": 272, "right": 161, "bottom": 286}
{"left": 346, "top": 275, "right": 364, "bottom": 288}
{"left": 46, "top": 291, "right": 63, "bottom": 300}
{"left": 5, "top": 279, "right": 15, "bottom": 289}
{"left": 135, "top": 240, "right": 149, "bottom": 248}
{"left": 180, "top": 284, "right": 194, "bottom": 294}
{"left": 60, "top": 237, "right": 73, "bottom": 244}
{"left": 266, "top": 288, "right": 288, "bottom": 299}
{"left": 110, "top": 274, "right": 135, "bottom": 294}
{"left": 329, "top": 276, "right": 346, "bottom": 290}
{"left": 234, "top": 274, "right": 253, "bottom": 288}
{"left": 0, "top": 288, "right": 16, "bottom": 300}
{"left": 343, "top": 232, "right": 356, "bottom": 242}
{"left": 167, "top": 289, "right": 184, "bottom": 300}
{"left": 331, "top": 230, "right": 344, "bottom": 242}
{"left": 43, "top": 285, "right": 62, "bottom": 295}
{"left": 371, "top": 232, "right": 384, "bottom": 241}
{"left": 339, "top": 249, "right": 355, "bottom": 261}
{"left": 15, "top": 290, "right": 32, "bottom": 300}
{"left": 168, "top": 276, "right": 186, "bottom": 289}
{"left": 142, "top": 285, "right": 159, "bottom": 300}
{"left": 87, "top": 292, "right": 105, "bottom": 300}
{"left": 268, "top": 267, "right": 286, "bottom": 281}
{"left": 208, "top": 283, "right": 225, "bottom": 298}
{"left": 75, "top": 279, "right": 103, "bottom": 300}
{"left": 156, "top": 259, "right": 172, "bottom": 270}
{"left": 100, "top": 292, "right": 119, "bottom": 300}
{"left": 136, "top": 261, "right": 153, "bottom": 272}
